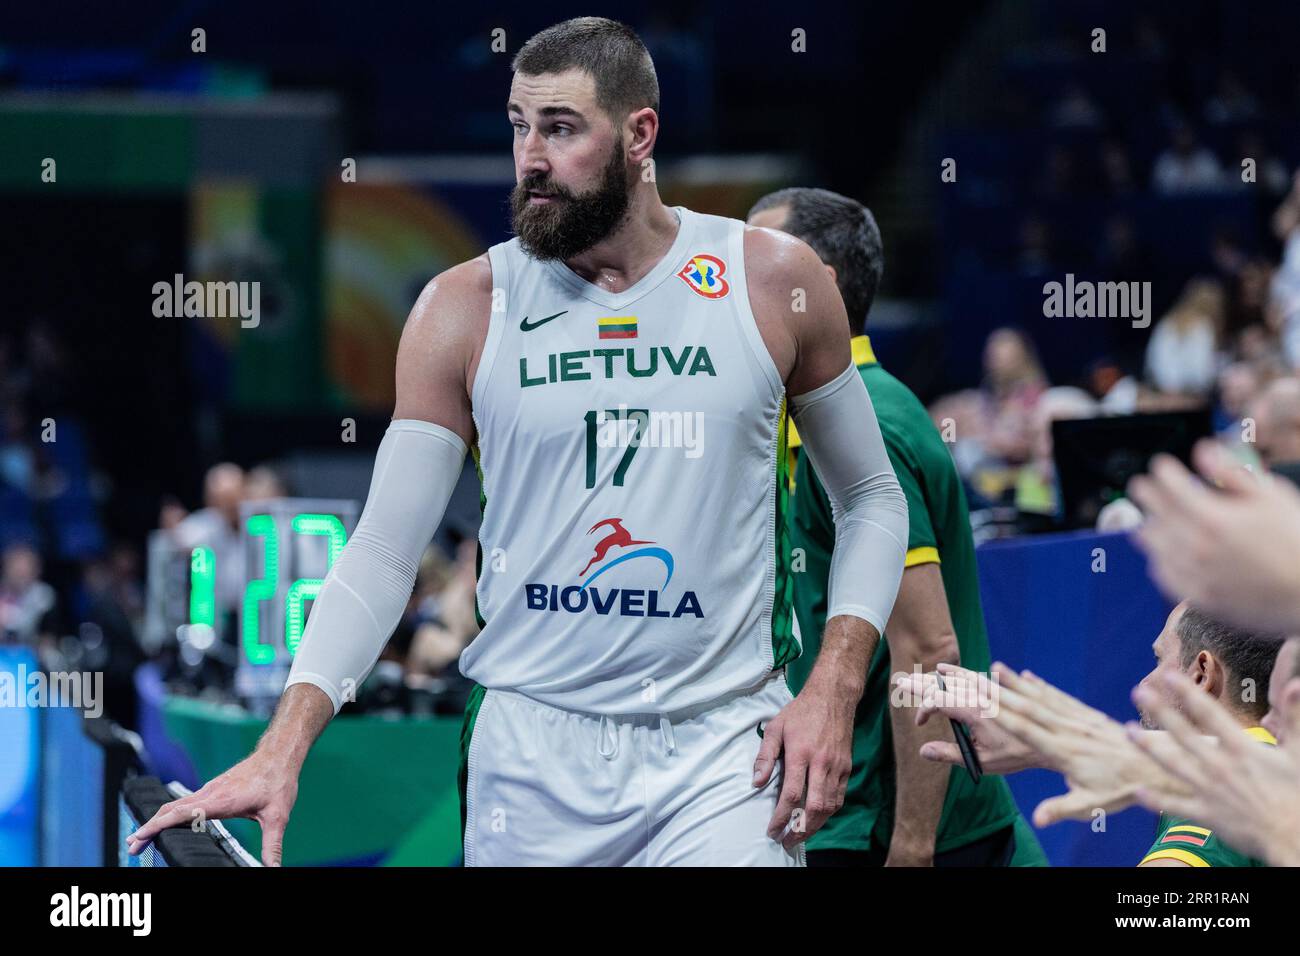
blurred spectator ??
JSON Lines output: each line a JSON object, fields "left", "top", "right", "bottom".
{"left": 1247, "top": 377, "right": 1300, "bottom": 485}
{"left": 244, "top": 465, "right": 287, "bottom": 501}
{"left": 1087, "top": 356, "right": 1140, "bottom": 415}
{"left": 0, "top": 543, "right": 59, "bottom": 646}
{"left": 984, "top": 328, "right": 1049, "bottom": 462}
{"left": 930, "top": 329, "right": 1050, "bottom": 508}
{"left": 157, "top": 494, "right": 187, "bottom": 531}
{"left": 1215, "top": 361, "right": 1265, "bottom": 437}
{"left": 1145, "top": 279, "right": 1226, "bottom": 396}
{"left": 172, "top": 463, "right": 245, "bottom": 612}
{"left": 1015, "top": 386, "right": 1099, "bottom": 517}
{"left": 1234, "top": 321, "right": 1284, "bottom": 373}
{"left": 1269, "top": 171, "right": 1300, "bottom": 366}
{"left": 1211, "top": 226, "right": 1249, "bottom": 286}
{"left": 1151, "top": 124, "right": 1223, "bottom": 194}
{"left": 1221, "top": 257, "right": 1280, "bottom": 373}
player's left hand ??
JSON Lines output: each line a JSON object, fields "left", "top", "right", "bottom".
{"left": 754, "top": 677, "right": 856, "bottom": 850}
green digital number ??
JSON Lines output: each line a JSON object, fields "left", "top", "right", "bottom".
{"left": 285, "top": 514, "right": 347, "bottom": 655}
{"left": 584, "top": 408, "right": 649, "bottom": 488}
{"left": 242, "top": 514, "right": 278, "bottom": 665}
{"left": 189, "top": 546, "right": 216, "bottom": 628}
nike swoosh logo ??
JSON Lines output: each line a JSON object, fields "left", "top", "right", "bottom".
{"left": 520, "top": 310, "right": 567, "bottom": 332}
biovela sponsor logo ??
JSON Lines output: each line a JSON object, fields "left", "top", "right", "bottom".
{"left": 523, "top": 518, "right": 704, "bottom": 619}
{"left": 1042, "top": 273, "right": 1152, "bottom": 328}
{"left": 50, "top": 886, "right": 151, "bottom": 936}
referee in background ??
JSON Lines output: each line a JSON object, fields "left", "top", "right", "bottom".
{"left": 748, "top": 189, "right": 1046, "bottom": 866}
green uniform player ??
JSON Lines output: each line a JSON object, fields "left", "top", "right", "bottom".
{"left": 786, "top": 335, "right": 1047, "bottom": 865}
{"left": 1138, "top": 727, "right": 1274, "bottom": 867}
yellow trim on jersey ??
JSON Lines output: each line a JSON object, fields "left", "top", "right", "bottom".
{"left": 1140, "top": 848, "right": 1211, "bottom": 867}
{"left": 1138, "top": 728, "right": 1275, "bottom": 868}
{"left": 786, "top": 336, "right": 877, "bottom": 452}
{"left": 851, "top": 335, "right": 877, "bottom": 367}
{"left": 1245, "top": 726, "right": 1277, "bottom": 745}
{"left": 905, "top": 546, "right": 941, "bottom": 567}
{"left": 1165, "top": 825, "right": 1211, "bottom": 837}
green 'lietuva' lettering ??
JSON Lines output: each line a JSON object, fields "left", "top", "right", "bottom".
{"left": 520, "top": 345, "right": 716, "bottom": 388}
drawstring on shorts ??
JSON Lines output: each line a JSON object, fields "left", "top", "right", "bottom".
{"left": 597, "top": 715, "right": 619, "bottom": 760}
{"left": 595, "top": 714, "right": 677, "bottom": 758}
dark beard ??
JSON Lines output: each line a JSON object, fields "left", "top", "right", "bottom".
{"left": 510, "top": 144, "right": 631, "bottom": 261}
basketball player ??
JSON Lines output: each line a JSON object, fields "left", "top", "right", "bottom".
{"left": 127, "top": 17, "right": 908, "bottom": 867}
{"left": 748, "top": 188, "right": 1045, "bottom": 866}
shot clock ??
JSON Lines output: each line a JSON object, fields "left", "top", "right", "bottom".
{"left": 144, "top": 498, "right": 358, "bottom": 710}
{"left": 235, "top": 498, "right": 358, "bottom": 709}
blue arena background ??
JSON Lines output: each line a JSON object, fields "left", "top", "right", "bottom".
{"left": 980, "top": 529, "right": 1171, "bottom": 867}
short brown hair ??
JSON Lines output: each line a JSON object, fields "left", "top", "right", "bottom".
{"left": 512, "top": 17, "right": 660, "bottom": 123}
{"left": 1177, "top": 607, "right": 1285, "bottom": 720}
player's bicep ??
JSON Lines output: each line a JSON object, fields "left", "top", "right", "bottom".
{"left": 784, "top": 242, "right": 853, "bottom": 397}
{"left": 392, "top": 260, "right": 487, "bottom": 446}
{"left": 742, "top": 226, "right": 851, "bottom": 395}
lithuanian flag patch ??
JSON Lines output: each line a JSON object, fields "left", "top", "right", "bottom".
{"left": 1160, "top": 825, "right": 1212, "bottom": 847}
{"left": 598, "top": 316, "right": 637, "bottom": 339}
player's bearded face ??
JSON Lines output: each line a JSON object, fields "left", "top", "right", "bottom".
{"left": 510, "top": 139, "right": 632, "bottom": 261}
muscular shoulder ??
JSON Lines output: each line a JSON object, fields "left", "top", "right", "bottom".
{"left": 392, "top": 254, "right": 493, "bottom": 440}
{"left": 744, "top": 225, "right": 830, "bottom": 303}
{"left": 742, "top": 225, "right": 851, "bottom": 395}
{"left": 404, "top": 255, "right": 493, "bottom": 350}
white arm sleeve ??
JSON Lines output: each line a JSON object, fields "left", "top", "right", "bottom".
{"left": 285, "top": 418, "right": 467, "bottom": 714}
{"left": 790, "top": 363, "right": 908, "bottom": 636}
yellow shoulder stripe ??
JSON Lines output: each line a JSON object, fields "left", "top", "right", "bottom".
{"left": 1166, "top": 824, "right": 1212, "bottom": 838}
{"left": 905, "top": 546, "right": 941, "bottom": 568}
{"left": 1245, "top": 726, "right": 1277, "bottom": 745}
{"left": 785, "top": 337, "right": 876, "bottom": 451}
{"left": 850, "top": 335, "right": 877, "bottom": 367}
{"left": 1140, "top": 848, "right": 1210, "bottom": 867}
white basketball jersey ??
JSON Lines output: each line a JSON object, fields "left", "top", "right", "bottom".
{"left": 462, "top": 206, "right": 798, "bottom": 714}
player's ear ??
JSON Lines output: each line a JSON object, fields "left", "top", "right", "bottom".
{"left": 625, "top": 107, "right": 657, "bottom": 164}
{"left": 1192, "top": 649, "right": 1214, "bottom": 688}
{"left": 824, "top": 263, "right": 838, "bottom": 286}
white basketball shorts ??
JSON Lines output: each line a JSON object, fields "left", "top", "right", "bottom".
{"left": 461, "top": 669, "right": 805, "bottom": 867}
